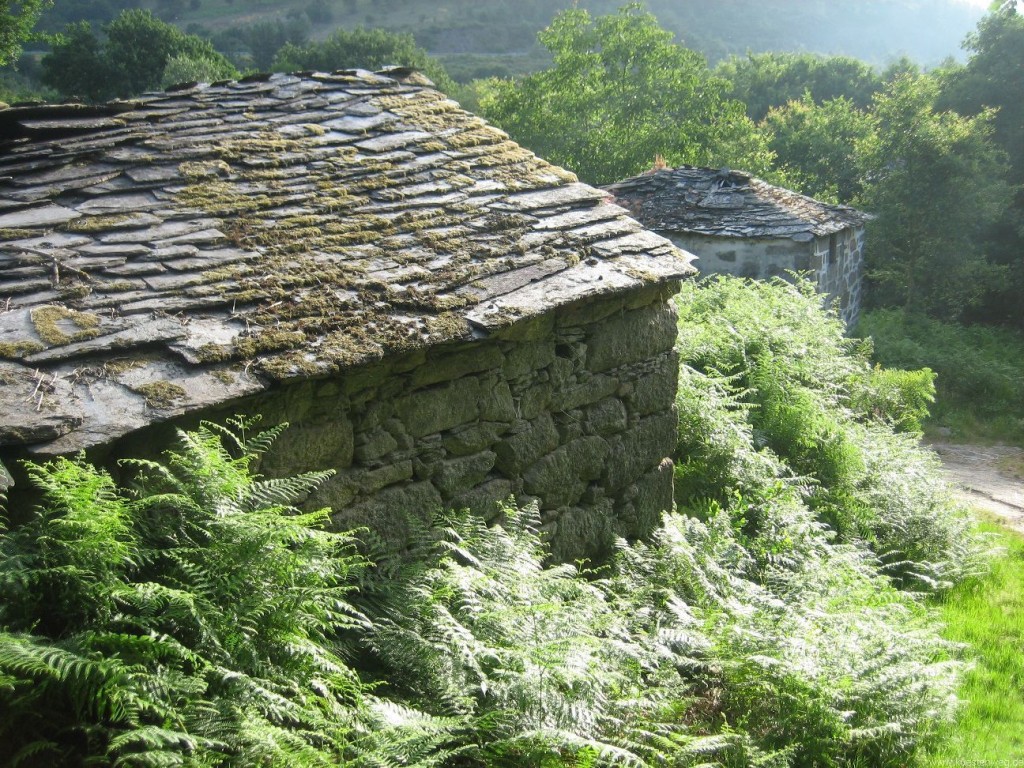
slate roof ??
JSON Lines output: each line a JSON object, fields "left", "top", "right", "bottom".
{"left": 604, "top": 165, "right": 872, "bottom": 242}
{"left": 0, "top": 70, "right": 695, "bottom": 460}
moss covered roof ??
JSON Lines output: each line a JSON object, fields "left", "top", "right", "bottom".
{"left": 0, "top": 70, "right": 695, "bottom": 457}
{"left": 604, "top": 165, "right": 872, "bottom": 242}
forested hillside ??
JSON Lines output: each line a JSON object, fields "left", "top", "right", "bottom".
{"left": 34, "top": 0, "right": 984, "bottom": 79}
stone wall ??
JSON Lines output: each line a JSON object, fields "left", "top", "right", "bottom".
{"left": 668, "top": 233, "right": 811, "bottom": 280}
{"left": 668, "top": 228, "right": 864, "bottom": 326}
{"left": 198, "top": 283, "right": 682, "bottom": 562}
{"left": 813, "top": 226, "right": 864, "bottom": 327}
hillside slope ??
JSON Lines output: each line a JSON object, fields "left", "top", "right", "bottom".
{"left": 41, "top": 0, "right": 984, "bottom": 79}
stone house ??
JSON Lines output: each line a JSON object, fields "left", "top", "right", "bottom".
{"left": 0, "top": 70, "right": 695, "bottom": 561}
{"left": 605, "top": 165, "right": 871, "bottom": 326}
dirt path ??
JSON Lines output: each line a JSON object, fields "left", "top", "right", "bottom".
{"left": 929, "top": 442, "right": 1024, "bottom": 533}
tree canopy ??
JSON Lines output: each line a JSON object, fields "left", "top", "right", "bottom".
{"left": 478, "top": 4, "right": 775, "bottom": 186}
{"left": 937, "top": 3, "right": 1024, "bottom": 326}
{"left": 764, "top": 94, "right": 874, "bottom": 204}
{"left": 41, "top": 9, "right": 238, "bottom": 101}
{"left": 858, "top": 73, "right": 1011, "bottom": 318}
{"left": 272, "top": 27, "right": 456, "bottom": 94}
{"left": 717, "top": 51, "right": 883, "bottom": 122}
{"left": 0, "top": 0, "right": 51, "bottom": 66}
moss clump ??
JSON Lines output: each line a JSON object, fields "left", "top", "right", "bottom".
{"left": 197, "top": 329, "right": 309, "bottom": 364}
{"left": 0, "top": 340, "right": 45, "bottom": 359}
{"left": 216, "top": 131, "right": 307, "bottom": 163}
{"left": 425, "top": 312, "right": 470, "bottom": 340}
{"left": 103, "top": 281, "right": 141, "bottom": 293}
{"left": 0, "top": 228, "right": 39, "bottom": 240}
{"left": 178, "top": 159, "right": 232, "bottom": 179}
{"left": 64, "top": 214, "right": 133, "bottom": 233}
{"left": 278, "top": 215, "right": 328, "bottom": 229}
{"left": 179, "top": 180, "right": 273, "bottom": 216}
{"left": 373, "top": 92, "right": 460, "bottom": 132}
{"left": 135, "top": 380, "right": 188, "bottom": 408}
{"left": 256, "top": 351, "right": 323, "bottom": 380}
{"left": 30, "top": 306, "right": 101, "bottom": 346}
{"left": 446, "top": 124, "right": 508, "bottom": 150}
{"left": 58, "top": 285, "right": 92, "bottom": 300}
{"left": 211, "top": 369, "right": 236, "bottom": 385}
{"left": 196, "top": 343, "right": 232, "bottom": 363}
{"left": 233, "top": 330, "right": 308, "bottom": 358}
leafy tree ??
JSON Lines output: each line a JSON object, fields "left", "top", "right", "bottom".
{"left": 717, "top": 51, "right": 883, "bottom": 122}
{"left": 42, "top": 9, "right": 238, "bottom": 101}
{"left": 856, "top": 73, "right": 1012, "bottom": 318}
{"left": 38, "top": 20, "right": 110, "bottom": 101}
{"left": 938, "top": 3, "right": 1024, "bottom": 326}
{"left": 160, "top": 50, "right": 238, "bottom": 88}
{"left": 213, "top": 18, "right": 309, "bottom": 72}
{"left": 946, "top": 3, "right": 1024, "bottom": 182}
{"left": 764, "top": 93, "right": 875, "bottom": 203}
{"left": 0, "top": 0, "right": 50, "bottom": 66}
{"left": 478, "top": 4, "right": 775, "bottom": 186}
{"left": 272, "top": 27, "right": 456, "bottom": 94}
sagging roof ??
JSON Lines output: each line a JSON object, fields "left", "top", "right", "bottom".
{"left": 0, "top": 70, "right": 695, "bottom": 457}
{"left": 604, "top": 165, "right": 872, "bottom": 242}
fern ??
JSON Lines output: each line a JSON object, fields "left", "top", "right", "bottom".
{"left": 0, "top": 418, "right": 386, "bottom": 767}
{"left": 675, "top": 274, "right": 986, "bottom": 586}
{"left": 361, "top": 502, "right": 739, "bottom": 767}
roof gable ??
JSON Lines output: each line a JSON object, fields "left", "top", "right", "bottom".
{"left": 0, "top": 71, "right": 694, "bottom": 456}
{"left": 604, "top": 165, "right": 872, "bottom": 241}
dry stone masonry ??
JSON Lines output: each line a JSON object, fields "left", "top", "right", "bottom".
{"left": 0, "top": 70, "right": 695, "bottom": 559}
{"left": 605, "top": 165, "right": 871, "bottom": 326}
{"left": 217, "top": 284, "right": 681, "bottom": 561}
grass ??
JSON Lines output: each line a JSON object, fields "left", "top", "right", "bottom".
{"left": 997, "top": 454, "right": 1024, "bottom": 481}
{"left": 924, "top": 518, "right": 1024, "bottom": 765}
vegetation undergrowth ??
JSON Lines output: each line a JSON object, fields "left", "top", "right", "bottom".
{"left": 923, "top": 519, "right": 1024, "bottom": 765}
{"left": 0, "top": 418, "right": 406, "bottom": 767}
{"left": 0, "top": 277, "right": 989, "bottom": 766}
{"left": 857, "top": 308, "right": 1024, "bottom": 444}
{"left": 675, "top": 275, "right": 986, "bottom": 590}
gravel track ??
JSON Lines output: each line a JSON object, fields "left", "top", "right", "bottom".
{"left": 930, "top": 442, "right": 1024, "bottom": 533}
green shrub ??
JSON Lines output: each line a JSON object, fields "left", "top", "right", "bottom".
{"left": 675, "top": 275, "right": 983, "bottom": 588}
{"left": 848, "top": 362, "right": 936, "bottom": 434}
{"left": 856, "top": 308, "right": 1024, "bottom": 443}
